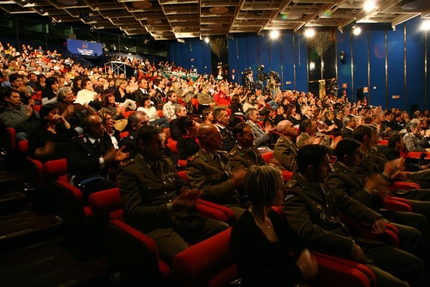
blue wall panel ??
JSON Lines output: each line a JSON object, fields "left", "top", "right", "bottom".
{"left": 353, "top": 32, "right": 368, "bottom": 102}
{"left": 336, "top": 31, "right": 352, "bottom": 100}
{"left": 257, "top": 36, "right": 270, "bottom": 70}
{"left": 169, "top": 23, "right": 428, "bottom": 110}
{"left": 203, "top": 41, "right": 211, "bottom": 75}
{"left": 268, "top": 38, "right": 282, "bottom": 79}
{"left": 296, "top": 34, "right": 308, "bottom": 91}
{"left": 387, "top": 24, "right": 405, "bottom": 110}
{"left": 228, "top": 38, "right": 239, "bottom": 82}
{"left": 281, "top": 33, "right": 295, "bottom": 91}
{"left": 406, "top": 18, "right": 425, "bottom": 112}
{"left": 248, "top": 35, "right": 259, "bottom": 73}
{"left": 369, "top": 30, "right": 386, "bottom": 108}
{"left": 237, "top": 36, "right": 249, "bottom": 84}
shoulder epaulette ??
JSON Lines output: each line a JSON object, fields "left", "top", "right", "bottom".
{"left": 119, "top": 158, "right": 134, "bottom": 167}
{"left": 285, "top": 179, "right": 298, "bottom": 188}
{"left": 188, "top": 153, "right": 199, "bottom": 162}
{"left": 229, "top": 149, "right": 238, "bottom": 156}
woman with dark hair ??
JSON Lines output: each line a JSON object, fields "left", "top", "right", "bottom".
{"left": 114, "top": 78, "right": 133, "bottom": 103}
{"left": 34, "top": 74, "right": 46, "bottom": 92}
{"left": 201, "top": 108, "right": 213, "bottom": 124}
{"left": 176, "top": 116, "right": 199, "bottom": 160}
{"left": 230, "top": 94, "right": 245, "bottom": 125}
{"left": 101, "top": 92, "right": 125, "bottom": 120}
{"left": 28, "top": 103, "right": 74, "bottom": 161}
{"left": 286, "top": 104, "right": 300, "bottom": 126}
{"left": 71, "top": 76, "right": 82, "bottom": 95}
{"left": 230, "top": 165, "right": 318, "bottom": 286}
{"left": 41, "top": 76, "right": 59, "bottom": 103}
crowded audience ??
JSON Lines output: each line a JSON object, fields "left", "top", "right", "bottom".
{"left": 2, "top": 40, "right": 430, "bottom": 286}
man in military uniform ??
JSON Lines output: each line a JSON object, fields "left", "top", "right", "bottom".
{"left": 273, "top": 120, "right": 299, "bottom": 171}
{"left": 328, "top": 138, "right": 430, "bottom": 267}
{"left": 296, "top": 119, "right": 332, "bottom": 149}
{"left": 229, "top": 122, "right": 265, "bottom": 170}
{"left": 352, "top": 125, "right": 430, "bottom": 220}
{"left": 197, "top": 84, "right": 215, "bottom": 106}
{"left": 283, "top": 144, "right": 424, "bottom": 287}
{"left": 117, "top": 125, "right": 228, "bottom": 266}
{"left": 66, "top": 113, "right": 129, "bottom": 202}
{"left": 186, "top": 123, "right": 247, "bottom": 218}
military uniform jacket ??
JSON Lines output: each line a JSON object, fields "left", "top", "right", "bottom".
{"left": 283, "top": 172, "right": 382, "bottom": 258}
{"left": 228, "top": 143, "right": 265, "bottom": 170}
{"left": 119, "top": 131, "right": 138, "bottom": 160}
{"left": 66, "top": 133, "right": 114, "bottom": 183}
{"left": 352, "top": 150, "right": 385, "bottom": 181}
{"left": 186, "top": 149, "right": 239, "bottom": 205}
{"left": 197, "top": 92, "right": 213, "bottom": 105}
{"left": 274, "top": 135, "right": 298, "bottom": 171}
{"left": 117, "top": 154, "right": 186, "bottom": 234}
{"left": 327, "top": 161, "right": 374, "bottom": 207}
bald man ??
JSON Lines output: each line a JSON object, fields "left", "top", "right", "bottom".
{"left": 273, "top": 120, "right": 299, "bottom": 171}
{"left": 186, "top": 123, "right": 247, "bottom": 218}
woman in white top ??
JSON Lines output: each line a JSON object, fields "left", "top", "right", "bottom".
{"left": 137, "top": 96, "right": 169, "bottom": 128}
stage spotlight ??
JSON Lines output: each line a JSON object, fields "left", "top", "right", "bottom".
{"left": 353, "top": 26, "right": 362, "bottom": 36}
{"left": 304, "top": 29, "right": 315, "bottom": 38}
{"left": 270, "top": 30, "right": 280, "bottom": 39}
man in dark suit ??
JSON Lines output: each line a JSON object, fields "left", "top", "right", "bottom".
{"left": 284, "top": 144, "right": 425, "bottom": 287}
{"left": 66, "top": 113, "right": 129, "bottom": 201}
{"left": 341, "top": 114, "right": 356, "bottom": 139}
{"left": 334, "top": 109, "right": 344, "bottom": 131}
{"left": 119, "top": 111, "right": 149, "bottom": 159}
{"left": 133, "top": 78, "right": 149, "bottom": 107}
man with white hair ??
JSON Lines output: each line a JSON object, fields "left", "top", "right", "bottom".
{"left": 273, "top": 120, "right": 299, "bottom": 171}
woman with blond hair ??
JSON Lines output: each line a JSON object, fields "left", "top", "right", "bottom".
{"left": 230, "top": 165, "right": 318, "bottom": 286}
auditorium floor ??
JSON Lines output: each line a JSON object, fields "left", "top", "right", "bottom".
{"left": 0, "top": 156, "right": 115, "bottom": 287}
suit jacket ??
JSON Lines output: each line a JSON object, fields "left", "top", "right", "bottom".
{"left": 228, "top": 143, "right": 265, "bottom": 170}
{"left": 283, "top": 172, "right": 382, "bottom": 258}
{"left": 119, "top": 131, "right": 138, "bottom": 160}
{"left": 186, "top": 149, "right": 239, "bottom": 205}
{"left": 341, "top": 127, "right": 353, "bottom": 139}
{"left": 274, "top": 136, "right": 298, "bottom": 171}
{"left": 117, "top": 154, "right": 186, "bottom": 234}
{"left": 334, "top": 117, "right": 344, "bottom": 130}
{"left": 215, "top": 124, "right": 236, "bottom": 152}
{"left": 247, "top": 121, "right": 270, "bottom": 147}
{"left": 133, "top": 88, "right": 148, "bottom": 107}
{"left": 65, "top": 133, "right": 114, "bottom": 183}
{"left": 403, "top": 133, "right": 428, "bottom": 152}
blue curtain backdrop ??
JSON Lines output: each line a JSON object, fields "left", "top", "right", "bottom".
{"left": 169, "top": 17, "right": 430, "bottom": 111}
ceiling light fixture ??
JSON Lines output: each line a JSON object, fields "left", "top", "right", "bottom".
{"left": 421, "top": 20, "right": 430, "bottom": 31}
{"left": 304, "top": 28, "right": 315, "bottom": 38}
{"left": 204, "top": 37, "right": 209, "bottom": 43}
{"left": 270, "top": 30, "right": 280, "bottom": 39}
{"left": 209, "top": 7, "right": 228, "bottom": 14}
{"left": 352, "top": 26, "right": 362, "bottom": 35}
{"left": 364, "top": 0, "right": 376, "bottom": 12}
{"left": 132, "top": 1, "right": 152, "bottom": 9}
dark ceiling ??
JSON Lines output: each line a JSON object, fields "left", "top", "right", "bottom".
{"left": 1, "top": 0, "right": 430, "bottom": 41}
